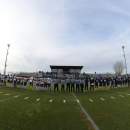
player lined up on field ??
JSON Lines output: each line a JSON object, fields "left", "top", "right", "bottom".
{"left": 0, "top": 74, "right": 130, "bottom": 92}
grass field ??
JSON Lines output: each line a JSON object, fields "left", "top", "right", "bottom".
{"left": 0, "top": 83, "right": 130, "bottom": 130}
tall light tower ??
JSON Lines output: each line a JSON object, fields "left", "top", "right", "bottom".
{"left": 4, "top": 44, "right": 10, "bottom": 75}
{"left": 122, "top": 46, "right": 127, "bottom": 76}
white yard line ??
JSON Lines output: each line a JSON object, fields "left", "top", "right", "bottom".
{"left": 5, "top": 94, "right": 10, "bottom": 95}
{"left": 89, "top": 99, "right": 93, "bottom": 102}
{"left": 77, "top": 100, "right": 79, "bottom": 103}
{"left": 111, "top": 97, "right": 115, "bottom": 99}
{"left": 0, "top": 92, "right": 3, "bottom": 93}
{"left": 36, "top": 98, "right": 40, "bottom": 101}
{"left": 127, "top": 94, "right": 130, "bottom": 95}
{"left": 100, "top": 98, "right": 105, "bottom": 100}
{"left": 24, "top": 97, "right": 29, "bottom": 99}
{"left": 0, "top": 91, "right": 34, "bottom": 102}
{"left": 63, "top": 100, "right": 66, "bottom": 103}
{"left": 72, "top": 92, "right": 99, "bottom": 130}
{"left": 49, "top": 99, "right": 53, "bottom": 102}
{"left": 119, "top": 95, "right": 124, "bottom": 97}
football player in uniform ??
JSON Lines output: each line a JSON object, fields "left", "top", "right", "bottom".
{"left": 99, "top": 77, "right": 103, "bottom": 90}
{"left": 29, "top": 77, "right": 34, "bottom": 90}
{"left": 94, "top": 78, "right": 99, "bottom": 91}
{"left": 40, "top": 78, "right": 44, "bottom": 91}
{"left": 103, "top": 77, "right": 107, "bottom": 90}
{"left": 10, "top": 75, "right": 13, "bottom": 87}
{"left": 36, "top": 78, "right": 39, "bottom": 90}
{"left": 13, "top": 76, "right": 17, "bottom": 87}
{"left": 20, "top": 77, "right": 23, "bottom": 89}
{"left": 44, "top": 77, "right": 48, "bottom": 91}
{"left": 0, "top": 74, "right": 1, "bottom": 85}
{"left": 90, "top": 76, "right": 94, "bottom": 91}
{"left": 24, "top": 77, "right": 28, "bottom": 90}
{"left": 7, "top": 75, "right": 10, "bottom": 87}
{"left": 47, "top": 77, "right": 52, "bottom": 91}
{"left": 1, "top": 75, "right": 3, "bottom": 85}
{"left": 17, "top": 77, "right": 20, "bottom": 88}
{"left": 106, "top": 77, "right": 110, "bottom": 90}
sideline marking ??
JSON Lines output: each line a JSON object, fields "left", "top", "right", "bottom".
{"left": 0, "top": 92, "right": 3, "bottom": 93}
{"left": 36, "top": 98, "right": 40, "bottom": 101}
{"left": 49, "top": 99, "right": 53, "bottom": 102}
{"left": 77, "top": 100, "right": 79, "bottom": 103}
{"left": 100, "top": 98, "right": 105, "bottom": 100}
{"left": 72, "top": 92, "right": 99, "bottom": 130}
{"left": 5, "top": 94, "right": 10, "bottom": 95}
{"left": 14, "top": 95, "right": 19, "bottom": 98}
{"left": 119, "top": 95, "right": 124, "bottom": 97}
{"left": 111, "top": 97, "right": 115, "bottom": 99}
{"left": 89, "top": 99, "right": 93, "bottom": 102}
{"left": 24, "top": 97, "right": 29, "bottom": 99}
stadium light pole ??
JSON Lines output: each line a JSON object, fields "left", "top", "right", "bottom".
{"left": 122, "top": 46, "right": 127, "bottom": 76}
{"left": 4, "top": 44, "right": 10, "bottom": 75}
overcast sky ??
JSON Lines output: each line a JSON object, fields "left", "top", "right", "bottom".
{"left": 0, "top": 0, "right": 130, "bottom": 74}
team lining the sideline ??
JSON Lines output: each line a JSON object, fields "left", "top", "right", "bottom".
{"left": 0, "top": 74, "right": 130, "bottom": 92}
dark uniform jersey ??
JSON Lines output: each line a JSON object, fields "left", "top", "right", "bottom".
{"left": 99, "top": 79, "right": 103, "bottom": 86}
{"left": 90, "top": 78, "right": 94, "bottom": 86}
{"left": 95, "top": 79, "right": 98, "bottom": 86}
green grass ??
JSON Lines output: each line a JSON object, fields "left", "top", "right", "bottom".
{"left": 0, "top": 83, "right": 130, "bottom": 130}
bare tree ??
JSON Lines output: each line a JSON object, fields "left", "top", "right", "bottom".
{"left": 113, "top": 61, "right": 124, "bottom": 76}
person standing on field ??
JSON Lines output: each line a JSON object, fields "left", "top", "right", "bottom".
{"left": 76, "top": 78, "right": 80, "bottom": 92}
{"left": 71, "top": 77, "right": 75, "bottom": 92}
{"left": 94, "top": 78, "right": 99, "bottom": 91}
{"left": 80, "top": 79, "right": 84, "bottom": 92}
{"left": 90, "top": 76, "right": 94, "bottom": 91}
{"left": 47, "top": 77, "right": 52, "bottom": 91}
{"left": 54, "top": 77, "right": 59, "bottom": 92}
{"left": 61, "top": 78, "right": 66, "bottom": 92}
{"left": 84, "top": 77, "right": 89, "bottom": 91}
{"left": 66, "top": 77, "right": 71, "bottom": 92}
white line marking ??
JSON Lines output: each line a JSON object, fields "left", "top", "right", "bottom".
{"left": 0, "top": 91, "right": 34, "bottom": 102}
{"left": 72, "top": 92, "right": 99, "bottom": 130}
{"left": 5, "top": 94, "right": 9, "bottom": 95}
{"left": 127, "top": 94, "right": 130, "bottom": 95}
{"left": 49, "top": 99, "right": 53, "bottom": 102}
{"left": 89, "top": 99, "right": 93, "bottom": 102}
{"left": 111, "top": 97, "right": 115, "bottom": 99}
{"left": 100, "top": 98, "right": 105, "bottom": 100}
{"left": 77, "top": 100, "right": 79, "bottom": 103}
{"left": 0, "top": 92, "right": 3, "bottom": 93}
{"left": 119, "top": 95, "right": 124, "bottom": 97}
{"left": 24, "top": 97, "right": 29, "bottom": 99}
{"left": 36, "top": 98, "right": 40, "bottom": 101}
{"left": 63, "top": 100, "right": 66, "bottom": 103}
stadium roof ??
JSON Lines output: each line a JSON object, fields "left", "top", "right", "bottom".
{"left": 50, "top": 65, "right": 83, "bottom": 70}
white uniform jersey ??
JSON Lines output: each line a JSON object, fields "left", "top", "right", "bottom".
{"left": 44, "top": 78, "right": 47, "bottom": 83}
{"left": 10, "top": 76, "right": 13, "bottom": 81}
{"left": 40, "top": 78, "right": 44, "bottom": 84}
{"left": 20, "top": 77, "right": 23, "bottom": 83}
{"left": 36, "top": 79, "right": 39, "bottom": 84}
{"left": 17, "top": 77, "right": 20, "bottom": 82}
{"left": 24, "top": 78, "right": 27, "bottom": 82}
{"left": 7, "top": 76, "right": 10, "bottom": 81}
{"left": 47, "top": 78, "right": 52, "bottom": 84}
{"left": 3, "top": 76, "right": 5, "bottom": 81}
{"left": 13, "top": 77, "right": 17, "bottom": 81}
{"left": 30, "top": 77, "right": 33, "bottom": 83}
